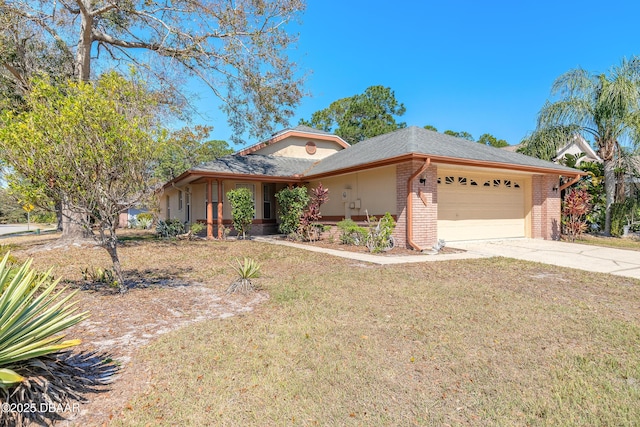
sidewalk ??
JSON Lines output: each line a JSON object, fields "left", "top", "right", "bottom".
{"left": 255, "top": 236, "right": 640, "bottom": 280}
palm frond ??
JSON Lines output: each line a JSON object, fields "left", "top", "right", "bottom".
{"left": 538, "top": 99, "right": 595, "bottom": 130}
{"left": 519, "top": 125, "right": 580, "bottom": 161}
{"left": 551, "top": 68, "right": 596, "bottom": 99}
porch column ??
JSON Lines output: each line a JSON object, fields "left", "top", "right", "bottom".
{"left": 217, "top": 179, "right": 223, "bottom": 239}
{"left": 206, "top": 179, "right": 214, "bottom": 240}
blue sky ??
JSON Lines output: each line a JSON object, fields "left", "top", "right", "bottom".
{"left": 193, "top": 0, "right": 640, "bottom": 148}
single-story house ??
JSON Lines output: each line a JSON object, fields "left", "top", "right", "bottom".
{"left": 159, "top": 125, "right": 584, "bottom": 249}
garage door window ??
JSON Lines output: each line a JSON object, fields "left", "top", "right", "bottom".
{"left": 439, "top": 176, "right": 521, "bottom": 190}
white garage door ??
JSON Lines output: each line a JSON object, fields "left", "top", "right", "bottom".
{"left": 437, "top": 173, "right": 525, "bottom": 242}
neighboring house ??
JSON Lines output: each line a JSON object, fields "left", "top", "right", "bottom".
{"left": 501, "top": 135, "right": 601, "bottom": 165}
{"left": 159, "top": 125, "right": 583, "bottom": 248}
{"left": 553, "top": 134, "right": 602, "bottom": 165}
{"left": 118, "top": 208, "right": 148, "bottom": 228}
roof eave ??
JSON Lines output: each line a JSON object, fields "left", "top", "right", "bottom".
{"left": 304, "top": 153, "right": 587, "bottom": 180}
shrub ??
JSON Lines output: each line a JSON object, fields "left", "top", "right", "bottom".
{"left": 275, "top": 186, "right": 309, "bottom": 235}
{"left": 562, "top": 188, "right": 592, "bottom": 241}
{"left": 156, "top": 219, "right": 185, "bottom": 238}
{"left": 337, "top": 219, "right": 368, "bottom": 246}
{"left": 189, "top": 222, "right": 205, "bottom": 236}
{"left": 366, "top": 212, "right": 396, "bottom": 253}
{"left": 136, "top": 216, "right": 153, "bottom": 230}
{"left": 136, "top": 212, "right": 153, "bottom": 223}
{"left": 298, "top": 183, "right": 329, "bottom": 242}
{"left": 81, "top": 266, "right": 118, "bottom": 288}
{"left": 610, "top": 199, "right": 639, "bottom": 237}
{"left": 226, "top": 188, "right": 255, "bottom": 239}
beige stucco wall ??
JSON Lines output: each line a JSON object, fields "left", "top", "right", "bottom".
{"left": 255, "top": 136, "right": 344, "bottom": 159}
{"left": 308, "top": 165, "right": 397, "bottom": 219}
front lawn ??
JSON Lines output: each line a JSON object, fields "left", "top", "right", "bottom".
{"left": 4, "top": 233, "right": 640, "bottom": 426}
{"left": 575, "top": 234, "right": 640, "bottom": 251}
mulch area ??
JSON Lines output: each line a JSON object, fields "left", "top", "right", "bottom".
{"left": 274, "top": 236, "right": 465, "bottom": 256}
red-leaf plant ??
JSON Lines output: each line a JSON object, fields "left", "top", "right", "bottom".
{"left": 298, "top": 183, "right": 329, "bottom": 242}
{"left": 562, "top": 187, "right": 592, "bottom": 242}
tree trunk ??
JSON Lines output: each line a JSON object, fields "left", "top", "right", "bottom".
{"left": 104, "top": 233, "right": 126, "bottom": 294}
{"left": 75, "top": 1, "right": 93, "bottom": 81}
{"left": 60, "top": 202, "right": 89, "bottom": 240}
{"left": 603, "top": 158, "right": 616, "bottom": 236}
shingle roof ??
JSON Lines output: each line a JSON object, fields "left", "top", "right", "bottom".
{"left": 193, "top": 154, "right": 316, "bottom": 177}
{"left": 273, "top": 124, "right": 335, "bottom": 137}
{"left": 307, "top": 126, "right": 579, "bottom": 176}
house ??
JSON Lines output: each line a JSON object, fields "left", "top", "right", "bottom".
{"left": 502, "top": 134, "right": 601, "bottom": 166}
{"left": 159, "top": 125, "right": 584, "bottom": 248}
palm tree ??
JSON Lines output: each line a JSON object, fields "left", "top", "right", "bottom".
{"left": 520, "top": 57, "right": 640, "bottom": 235}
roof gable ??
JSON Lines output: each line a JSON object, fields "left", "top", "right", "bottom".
{"left": 236, "top": 125, "right": 349, "bottom": 158}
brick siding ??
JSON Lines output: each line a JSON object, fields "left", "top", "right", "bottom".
{"left": 531, "top": 175, "right": 561, "bottom": 240}
{"left": 396, "top": 160, "right": 438, "bottom": 249}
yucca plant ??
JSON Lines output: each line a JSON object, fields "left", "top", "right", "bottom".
{"left": 226, "top": 257, "right": 261, "bottom": 294}
{"left": 0, "top": 252, "right": 88, "bottom": 388}
{"left": 0, "top": 252, "right": 118, "bottom": 426}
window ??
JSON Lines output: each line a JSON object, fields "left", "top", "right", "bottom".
{"left": 263, "top": 184, "right": 275, "bottom": 219}
{"left": 178, "top": 190, "right": 183, "bottom": 210}
{"left": 166, "top": 196, "right": 171, "bottom": 219}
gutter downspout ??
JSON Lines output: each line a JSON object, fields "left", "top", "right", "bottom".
{"left": 407, "top": 158, "right": 431, "bottom": 251}
{"left": 559, "top": 174, "right": 582, "bottom": 192}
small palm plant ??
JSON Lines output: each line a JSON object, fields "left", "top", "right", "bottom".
{"left": 0, "top": 253, "right": 116, "bottom": 425}
{"left": 227, "top": 257, "right": 261, "bottom": 294}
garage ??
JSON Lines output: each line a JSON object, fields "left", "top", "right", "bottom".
{"left": 437, "top": 171, "right": 527, "bottom": 242}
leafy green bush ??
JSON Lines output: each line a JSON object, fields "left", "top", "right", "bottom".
{"left": 0, "top": 253, "right": 88, "bottom": 388}
{"left": 610, "top": 199, "right": 640, "bottom": 237}
{"left": 156, "top": 219, "right": 185, "bottom": 238}
{"left": 227, "top": 188, "right": 255, "bottom": 239}
{"left": 189, "top": 222, "right": 205, "bottom": 236}
{"left": 275, "top": 186, "right": 309, "bottom": 235}
{"left": 337, "top": 219, "right": 368, "bottom": 246}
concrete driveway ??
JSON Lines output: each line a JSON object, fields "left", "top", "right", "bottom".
{"left": 454, "top": 239, "right": 640, "bottom": 280}
{"left": 258, "top": 236, "right": 640, "bottom": 279}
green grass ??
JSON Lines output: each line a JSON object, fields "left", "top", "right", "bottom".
{"left": 103, "top": 243, "right": 640, "bottom": 426}
{"left": 3, "top": 232, "right": 638, "bottom": 425}
{"left": 576, "top": 234, "right": 640, "bottom": 251}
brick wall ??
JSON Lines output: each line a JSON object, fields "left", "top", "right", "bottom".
{"left": 396, "top": 160, "right": 438, "bottom": 249}
{"left": 531, "top": 175, "right": 561, "bottom": 240}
